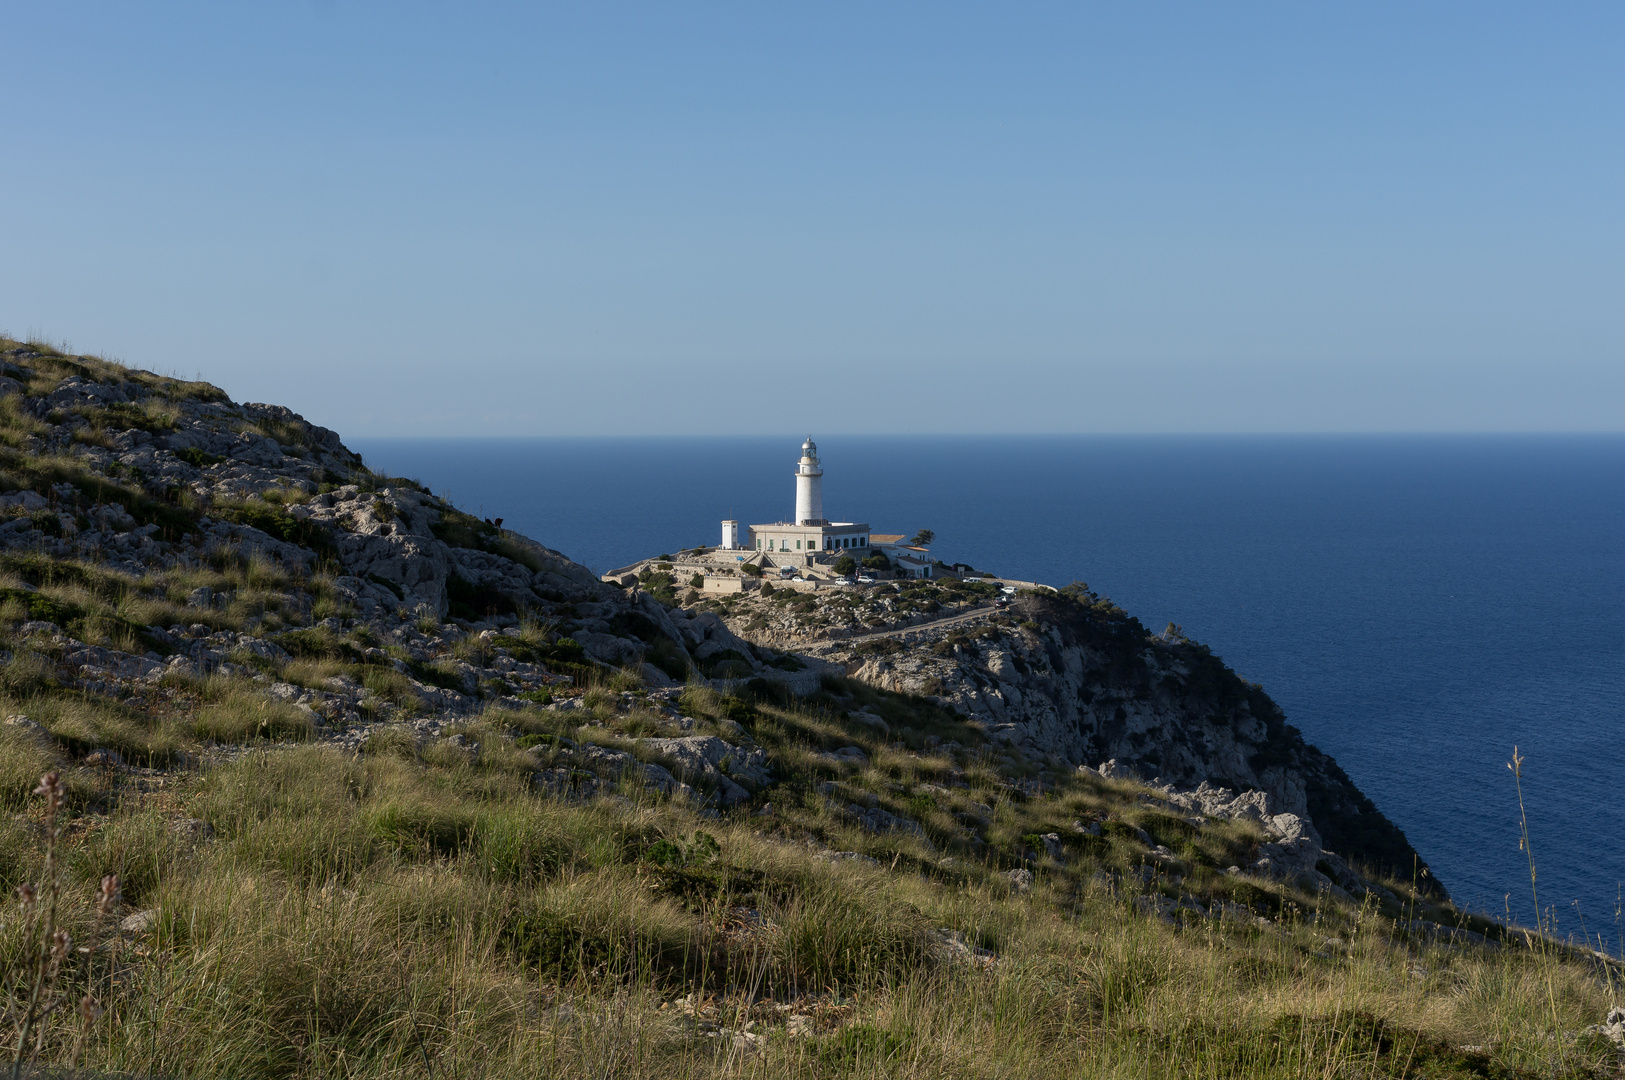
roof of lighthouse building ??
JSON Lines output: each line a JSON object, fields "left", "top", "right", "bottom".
{"left": 801, "top": 437, "right": 818, "bottom": 458}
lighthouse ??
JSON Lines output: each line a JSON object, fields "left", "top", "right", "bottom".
{"left": 737, "top": 438, "right": 869, "bottom": 559}
{"left": 795, "top": 437, "right": 826, "bottom": 526}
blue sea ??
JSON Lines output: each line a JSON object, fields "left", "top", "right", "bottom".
{"left": 352, "top": 434, "right": 1625, "bottom": 934}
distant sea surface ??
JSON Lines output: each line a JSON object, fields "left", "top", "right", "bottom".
{"left": 351, "top": 434, "right": 1625, "bottom": 932}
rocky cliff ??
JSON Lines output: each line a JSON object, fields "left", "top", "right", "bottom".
{"left": 0, "top": 338, "right": 1433, "bottom": 894}
{"left": 717, "top": 581, "right": 1436, "bottom": 892}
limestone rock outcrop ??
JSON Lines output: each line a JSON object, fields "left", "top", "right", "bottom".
{"left": 0, "top": 343, "right": 809, "bottom": 693}
{"left": 811, "top": 590, "right": 1433, "bottom": 889}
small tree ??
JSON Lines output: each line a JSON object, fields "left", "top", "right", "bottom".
{"left": 741, "top": 562, "right": 764, "bottom": 578}
{"left": 1059, "top": 580, "right": 1096, "bottom": 603}
{"left": 833, "top": 555, "right": 857, "bottom": 576}
{"left": 689, "top": 573, "right": 705, "bottom": 589}
{"left": 862, "top": 552, "right": 890, "bottom": 571}
{"left": 910, "top": 529, "right": 935, "bottom": 547}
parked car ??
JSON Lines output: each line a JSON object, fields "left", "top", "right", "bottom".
{"left": 856, "top": 575, "right": 874, "bottom": 583}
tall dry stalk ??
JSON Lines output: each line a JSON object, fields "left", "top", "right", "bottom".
{"left": 10, "top": 771, "right": 66, "bottom": 1080}
{"left": 69, "top": 873, "right": 120, "bottom": 1070}
{"left": 1508, "top": 746, "right": 1562, "bottom": 1037}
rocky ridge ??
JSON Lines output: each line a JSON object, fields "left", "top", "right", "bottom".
{"left": 0, "top": 340, "right": 1426, "bottom": 895}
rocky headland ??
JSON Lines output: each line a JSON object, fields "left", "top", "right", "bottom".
{"left": 2, "top": 337, "right": 1617, "bottom": 1079}
{"left": 0, "top": 340, "right": 1426, "bottom": 894}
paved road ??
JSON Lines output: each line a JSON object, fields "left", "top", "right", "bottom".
{"left": 825, "top": 603, "right": 1000, "bottom": 644}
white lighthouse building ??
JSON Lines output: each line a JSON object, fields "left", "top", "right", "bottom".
{"left": 794, "top": 438, "right": 826, "bottom": 526}
{"left": 725, "top": 437, "right": 871, "bottom": 562}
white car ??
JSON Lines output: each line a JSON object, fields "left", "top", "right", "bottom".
{"left": 857, "top": 575, "right": 874, "bottom": 583}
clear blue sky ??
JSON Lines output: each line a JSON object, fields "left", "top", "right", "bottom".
{"left": 3, "top": 3, "right": 1621, "bottom": 436}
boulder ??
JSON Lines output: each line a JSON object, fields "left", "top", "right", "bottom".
{"left": 576, "top": 631, "right": 640, "bottom": 666}
{"left": 3, "top": 714, "right": 52, "bottom": 746}
{"left": 1096, "top": 759, "right": 1141, "bottom": 782}
{"left": 1588, "top": 1008, "right": 1625, "bottom": 1049}
{"left": 848, "top": 709, "right": 888, "bottom": 733}
{"left": 846, "top": 803, "right": 928, "bottom": 841}
{"left": 636, "top": 735, "right": 765, "bottom": 805}
{"left": 635, "top": 761, "right": 697, "bottom": 803}
{"left": 171, "top": 818, "right": 215, "bottom": 842}
{"left": 0, "top": 489, "right": 48, "bottom": 512}
{"left": 820, "top": 745, "right": 869, "bottom": 766}
{"left": 120, "top": 909, "right": 159, "bottom": 936}
{"left": 640, "top": 662, "right": 678, "bottom": 688}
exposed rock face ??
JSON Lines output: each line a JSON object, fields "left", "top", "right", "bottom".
{"left": 811, "top": 590, "right": 1433, "bottom": 889}
{"left": 1587, "top": 1008, "right": 1625, "bottom": 1051}
{"left": 640, "top": 734, "right": 772, "bottom": 806}
{"left": 1129, "top": 773, "right": 1387, "bottom": 899}
{"left": 522, "top": 716, "right": 773, "bottom": 808}
{"left": 0, "top": 344, "right": 809, "bottom": 691}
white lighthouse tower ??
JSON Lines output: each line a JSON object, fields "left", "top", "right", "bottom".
{"left": 743, "top": 438, "right": 869, "bottom": 558}
{"left": 794, "top": 437, "right": 826, "bottom": 526}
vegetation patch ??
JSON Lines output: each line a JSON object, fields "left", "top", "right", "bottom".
{"left": 275, "top": 628, "right": 364, "bottom": 663}
{"left": 0, "top": 586, "right": 84, "bottom": 626}
{"left": 214, "top": 499, "right": 336, "bottom": 556}
{"left": 176, "top": 445, "right": 223, "bottom": 468}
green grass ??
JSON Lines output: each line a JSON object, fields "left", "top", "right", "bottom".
{"left": 187, "top": 683, "right": 315, "bottom": 743}
{"left": 1, "top": 674, "right": 1616, "bottom": 1079}
{"left": 0, "top": 549, "right": 310, "bottom": 645}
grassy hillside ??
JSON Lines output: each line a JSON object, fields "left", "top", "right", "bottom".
{"left": 0, "top": 336, "right": 1620, "bottom": 1078}
{"left": 5, "top": 679, "right": 1622, "bottom": 1078}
